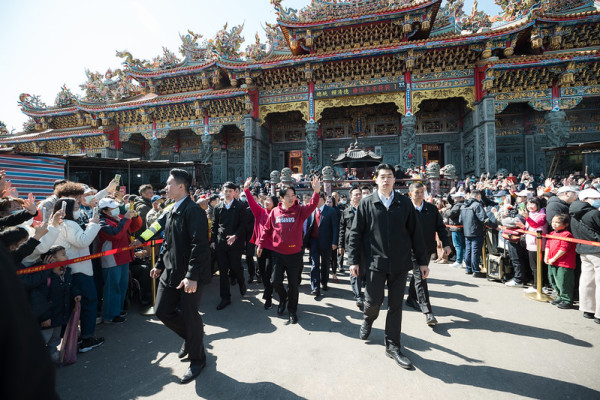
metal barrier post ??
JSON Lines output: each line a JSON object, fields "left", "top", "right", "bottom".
{"left": 141, "top": 240, "right": 157, "bottom": 316}
{"left": 481, "top": 228, "right": 487, "bottom": 275}
{"left": 525, "top": 230, "right": 552, "bottom": 302}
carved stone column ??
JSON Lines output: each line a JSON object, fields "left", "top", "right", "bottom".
{"left": 305, "top": 122, "right": 320, "bottom": 174}
{"left": 200, "top": 134, "right": 213, "bottom": 164}
{"left": 400, "top": 114, "right": 417, "bottom": 169}
{"left": 244, "top": 115, "right": 258, "bottom": 179}
{"left": 149, "top": 138, "right": 161, "bottom": 161}
{"left": 476, "top": 96, "right": 497, "bottom": 174}
{"left": 545, "top": 110, "right": 570, "bottom": 149}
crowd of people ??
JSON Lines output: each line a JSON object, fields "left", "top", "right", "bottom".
{"left": 2, "top": 164, "right": 600, "bottom": 389}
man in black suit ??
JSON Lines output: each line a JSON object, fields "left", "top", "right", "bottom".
{"left": 338, "top": 186, "right": 365, "bottom": 310}
{"left": 405, "top": 182, "right": 451, "bottom": 327}
{"left": 151, "top": 169, "right": 211, "bottom": 384}
{"left": 347, "top": 164, "right": 428, "bottom": 370}
{"left": 303, "top": 193, "right": 339, "bottom": 297}
{"left": 211, "top": 181, "right": 247, "bottom": 310}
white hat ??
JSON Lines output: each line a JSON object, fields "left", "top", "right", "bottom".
{"left": 515, "top": 190, "right": 532, "bottom": 197}
{"left": 81, "top": 184, "right": 94, "bottom": 194}
{"left": 451, "top": 191, "right": 466, "bottom": 198}
{"left": 98, "top": 198, "right": 120, "bottom": 209}
{"left": 557, "top": 185, "right": 580, "bottom": 195}
{"left": 579, "top": 188, "right": 600, "bottom": 201}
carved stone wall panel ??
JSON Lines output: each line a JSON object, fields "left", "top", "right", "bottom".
{"left": 259, "top": 101, "right": 309, "bottom": 123}
{"left": 314, "top": 93, "right": 405, "bottom": 122}
{"left": 412, "top": 87, "right": 475, "bottom": 113}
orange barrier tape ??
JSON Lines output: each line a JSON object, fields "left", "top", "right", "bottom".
{"left": 444, "top": 224, "right": 600, "bottom": 247}
{"left": 16, "top": 239, "right": 164, "bottom": 275}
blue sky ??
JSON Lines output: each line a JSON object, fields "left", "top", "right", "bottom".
{"left": 0, "top": 0, "right": 500, "bottom": 133}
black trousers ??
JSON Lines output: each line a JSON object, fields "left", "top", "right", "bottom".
{"left": 507, "top": 241, "right": 530, "bottom": 284}
{"left": 257, "top": 248, "right": 274, "bottom": 300}
{"left": 245, "top": 240, "right": 256, "bottom": 277}
{"left": 407, "top": 256, "right": 432, "bottom": 314}
{"left": 155, "top": 280, "right": 206, "bottom": 362}
{"left": 217, "top": 245, "right": 244, "bottom": 300}
{"left": 272, "top": 251, "right": 302, "bottom": 313}
{"left": 363, "top": 268, "right": 409, "bottom": 347}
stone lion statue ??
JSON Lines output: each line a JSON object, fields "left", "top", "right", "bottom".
{"left": 322, "top": 166, "right": 334, "bottom": 181}
{"left": 440, "top": 164, "right": 457, "bottom": 179}
{"left": 281, "top": 167, "right": 293, "bottom": 182}
{"left": 270, "top": 170, "right": 280, "bottom": 184}
{"left": 426, "top": 162, "right": 441, "bottom": 178}
{"left": 496, "top": 168, "right": 509, "bottom": 178}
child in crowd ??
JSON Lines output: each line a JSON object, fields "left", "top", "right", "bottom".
{"left": 544, "top": 214, "right": 577, "bottom": 309}
{"left": 42, "top": 246, "right": 82, "bottom": 363}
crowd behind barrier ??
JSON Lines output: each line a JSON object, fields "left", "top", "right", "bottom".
{"left": 1, "top": 165, "right": 600, "bottom": 396}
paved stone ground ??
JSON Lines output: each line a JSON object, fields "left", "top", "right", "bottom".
{"left": 56, "top": 259, "right": 600, "bottom": 400}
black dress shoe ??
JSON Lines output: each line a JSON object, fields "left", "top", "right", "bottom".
{"left": 557, "top": 301, "right": 573, "bottom": 309}
{"left": 465, "top": 270, "right": 473, "bottom": 275}
{"left": 425, "top": 313, "right": 438, "bottom": 327}
{"left": 385, "top": 348, "right": 413, "bottom": 370}
{"left": 264, "top": 298, "right": 272, "bottom": 310}
{"left": 239, "top": 282, "right": 247, "bottom": 296}
{"left": 583, "top": 312, "right": 594, "bottom": 319}
{"left": 277, "top": 299, "right": 287, "bottom": 315}
{"left": 472, "top": 272, "right": 486, "bottom": 278}
{"left": 178, "top": 341, "right": 188, "bottom": 359}
{"left": 359, "top": 321, "right": 372, "bottom": 340}
{"left": 405, "top": 297, "right": 421, "bottom": 312}
{"left": 595, "top": 318, "right": 600, "bottom": 324}
{"left": 216, "top": 299, "right": 231, "bottom": 310}
{"left": 180, "top": 360, "right": 206, "bottom": 384}
{"left": 311, "top": 289, "right": 320, "bottom": 297}
{"left": 321, "top": 285, "right": 328, "bottom": 291}
{"left": 550, "top": 298, "right": 562, "bottom": 306}
{"left": 289, "top": 312, "right": 298, "bottom": 324}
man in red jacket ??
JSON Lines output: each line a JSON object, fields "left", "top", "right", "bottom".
{"left": 257, "top": 176, "right": 320, "bottom": 324}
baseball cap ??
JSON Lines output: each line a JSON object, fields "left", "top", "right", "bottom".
{"left": 451, "top": 191, "right": 466, "bottom": 198}
{"left": 579, "top": 188, "right": 600, "bottom": 201}
{"left": 151, "top": 195, "right": 162, "bottom": 203}
{"left": 515, "top": 190, "right": 532, "bottom": 197}
{"left": 557, "top": 185, "right": 581, "bottom": 195}
{"left": 98, "top": 198, "right": 120, "bottom": 209}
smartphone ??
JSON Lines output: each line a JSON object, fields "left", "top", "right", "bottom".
{"left": 61, "top": 201, "right": 67, "bottom": 214}
{"left": 114, "top": 174, "right": 121, "bottom": 183}
{"left": 92, "top": 206, "right": 99, "bottom": 219}
{"left": 42, "top": 208, "right": 47, "bottom": 223}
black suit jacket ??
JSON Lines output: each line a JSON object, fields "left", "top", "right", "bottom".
{"left": 211, "top": 198, "right": 247, "bottom": 252}
{"left": 303, "top": 205, "right": 339, "bottom": 250}
{"left": 347, "top": 192, "right": 428, "bottom": 273}
{"left": 155, "top": 196, "right": 211, "bottom": 287}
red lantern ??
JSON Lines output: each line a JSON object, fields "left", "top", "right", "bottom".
{"left": 408, "top": 153, "right": 413, "bottom": 159}
{"left": 308, "top": 156, "right": 313, "bottom": 161}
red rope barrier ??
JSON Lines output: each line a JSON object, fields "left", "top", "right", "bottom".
{"left": 16, "top": 239, "right": 164, "bottom": 275}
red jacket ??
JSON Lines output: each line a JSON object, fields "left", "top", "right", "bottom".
{"left": 258, "top": 192, "right": 319, "bottom": 255}
{"left": 98, "top": 214, "right": 143, "bottom": 267}
{"left": 545, "top": 229, "right": 576, "bottom": 269}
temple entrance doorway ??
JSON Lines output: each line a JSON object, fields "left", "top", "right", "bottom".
{"left": 285, "top": 150, "right": 303, "bottom": 173}
{"left": 422, "top": 143, "right": 444, "bottom": 166}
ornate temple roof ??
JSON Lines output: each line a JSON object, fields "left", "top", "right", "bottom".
{"left": 10, "top": 0, "right": 600, "bottom": 140}
{"left": 273, "top": 0, "right": 439, "bottom": 27}
{"left": 0, "top": 126, "right": 110, "bottom": 145}
{"left": 332, "top": 139, "right": 383, "bottom": 166}
{"left": 19, "top": 88, "right": 247, "bottom": 116}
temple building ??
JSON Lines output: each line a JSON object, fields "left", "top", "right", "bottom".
{"left": 3, "top": 0, "right": 600, "bottom": 185}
